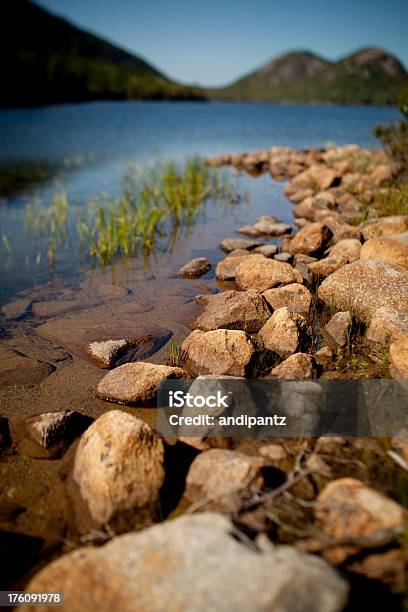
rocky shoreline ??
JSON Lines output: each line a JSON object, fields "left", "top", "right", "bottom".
{"left": 1, "top": 142, "right": 408, "bottom": 610}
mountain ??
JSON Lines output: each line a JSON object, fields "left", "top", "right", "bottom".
{"left": 208, "top": 48, "right": 408, "bottom": 105}
{"left": 0, "top": 0, "right": 204, "bottom": 107}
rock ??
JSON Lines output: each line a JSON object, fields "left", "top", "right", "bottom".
{"left": 287, "top": 187, "right": 314, "bottom": 204}
{"left": 308, "top": 256, "right": 346, "bottom": 278}
{"left": 294, "top": 218, "right": 310, "bottom": 229}
{"left": 389, "top": 334, "right": 408, "bottom": 379}
{"left": 21, "top": 513, "right": 348, "bottom": 612}
{"left": 274, "top": 252, "right": 293, "bottom": 263}
{"left": 215, "top": 250, "right": 252, "bottom": 280}
{"left": 185, "top": 449, "right": 264, "bottom": 513}
{"left": 294, "top": 253, "right": 317, "bottom": 283}
{"left": 289, "top": 223, "right": 332, "bottom": 256}
{"left": 366, "top": 307, "right": 408, "bottom": 345}
{"left": 253, "top": 218, "right": 292, "bottom": 236}
{"left": 37, "top": 314, "right": 172, "bottom": 364}
{"left": 391, "top": 428, "right": 408, "bottom": 463}
{"left": 258, "top": 443, "right": 287, "bottom": 462}
{"left": 318, "top": 261, "right": 408, "bottom": 323}
{"left": 1, "top": 298, "right": 31, "bottom": 319}
{"left": 178, "top": 257, "right": 211, "bottom": 278}
{"left": 315, "top": 346, "right": 333, "bottom": 359}
{"left": 219, "top": 238, "right": 261, "bottom": 253}
{"left": 323, "top": 312, "right": 352, "bottom": 350}
{"left": 292, "top": 164, "right": 341, "bottom": 191}
{"left": 361, "top": 215, "right": 408, "bottom": 241}
{"left": 0, "top": 348, "right": 53, "bottom": 387}
{"left": 329, "top": 238, "right": 362, "bottom": 261}
{"left": 315, "top": 478, "right": 406, "bottom": 564}
{"left": 68, "top": 411, "right": 164, "bottom": 534}
{"left": 96, "top": 284, "right": 130, "bottom": 299}
{"left": 268, "top": 353, "right": 317, "bottom": 379}
{"left": 371, "top": 164, "right": 393, "bottom": 185}
{"left": 11, "top": 411, "right": 92, "bottom": 459}
{"left": 238, "top": 225, "right": 262, "bottom": 237}
{"left": 32, "top": 300, "right": 79, "bottom": 318}
{"left": 360, "top": 233, "right": 408, "bottom": 270}
{"left": 96, "top": 362, "right": 186, "bottom": 405}
{"left": 87, "top": 339, "right": 135, "bottom": 369}
{"left": 262, "top": 283, "right": 311, "bottom": 316}
{"left": 258, "top": 307, "right": 309, "bottom": 358}
{"left": 253, "top": 244, "right": 278, "bottom": 258}
{"left": 193, "top": 290, "right": 271, "bottom": 333}
{"left": 331, "top": 223, "right": 362, "bottom": 243}
{"left": 181, "top": 329, "right": 257, "bottom": 377}
{"left": 235, "top": 255, "right": 302, "bottom": 293}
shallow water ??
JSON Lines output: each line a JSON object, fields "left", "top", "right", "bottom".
{"left": 0, "top": 101, "right": 400, "bottom": 305}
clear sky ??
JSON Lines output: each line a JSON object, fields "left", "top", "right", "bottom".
{"left": 36, "top": 0, "right": 408, "bottom": 86}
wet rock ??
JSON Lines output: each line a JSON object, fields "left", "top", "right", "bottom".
{"left": 178, "top": 257, "right": 211, "bottom": 278}
{"left": 315, "top": 478, "right": 406, "bottom": 564}
{"left": 181, "top": 329, "right": 257, "bottom": 377}
{"left": 253, "top": 218, "right": 292, "bottom": 236}
{"left": 253, "top": 244, "right": 278, "bottom": 258}
{"left": 292, "top": 164, "right": 341, "bottom": 191}
{"left": 289, "top": 223, "right": 332, "bottom": 256}
{"left": 323, "top": 312, "right": 352, "bottom": 350}
{"left": 268, "top": 353, "right": 317, "bottom": 379}
{"left": 32, "top": 300, "right": 79, "bottom": 318}
{"left": 274, "top": 252, "right": 293, "bottom": 263}
{"left": 215, "top": 250, "right": 252, "bottom": 280}
{"left": 96, "top": 362, "right": 186, "bottom": 405}
{"left": 389, "top": 334, "right": 408, "bottom": 379}
{"left": 318, "top": 260, "right": 408, "bottom": 323}
{"left": 11, "top": 411, "right": 92, "bottom": 459}
{"left": 185, "top": 449, "right": 264, "bottom": 513}
{"left": 87, "top": 339, "right": 133, "bottom": 368}
{"left": 238, "top": 225, "right": 262, "bottom": 237}
{"left": 193, "top": 289, "right": 271, "bottom": 333}
{"left": 262, "top": 283, "right": 312, "bottom": 316}
{"left": 360, "top": 232, "right": 408, "bottom": 270}
{"left": 258, "top": 307, "right": 309, "bottom": 358}
{"left": 361, "top": 215, "right": 408, "bottom": 241}
{"left": 235, "top": 254, "right": 303, "bottom": 293}
{"left": 219, "top": 238, "right": 261, "bottom": 253}
{"left": 366, "top": 307, "right": 408, "bottom": 345}
{"left": 67, "top": 411, "right": 164, "bottom": 534}
{"left": 0, "top": 348, "right": 53, "bottom": 387}
{"left": 1, "top": 298, "right": 31, "bottom": 319}
{"left": 21, "top": 513, "right": 348, "bottom": 612}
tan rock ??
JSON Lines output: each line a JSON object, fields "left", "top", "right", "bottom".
{"left": 361, "top": 216, "right": 408, "bottom": 240}
{"left": 292, "top": 164, "right": 341, "bottom": 191}
{"left": 1, "top": 298, "right": 31, "bottom": 319}
{"left": 96, "top": 362, "right": 186, "bottom": 405}
{"left": 193, "top": 290, "right": 271, "bottom": 333}
{"left": 68, "top": 411, "right": 165, "bottom": 534}
{"left": 220, "top": 238, "right": 261, "bottom": 253}
{"left": 215, "top": 250, "right": 252, "bottom": 280}
{"left": 287, "top": 187, "right": 314, "bottom": 204}
{"left": 178, "top": 257, "right": 211, "bottom": 278}
{"left": 318, "top": 260, "right": 408, "bottom": 323}
{"left": 370, "top": 164, "right": 393, "bottom": 185}
{"left": 389, "top": 334, "right": 408, "bottom": 378}
{"left": 253, "top": 244, "right": 278, "bottom": 258}
{"left": 308, "top": 257, "right": 346, "bottom": 278}
{"left": 262, "top": 283, "right": 311, "bottom": 316}
{"left": 329, "top": 239, "right": 362, "bottom": 261}
{"left": 331, "top": 223, "right": 362, "bottom": 243}
{"left": 268, "top": 353, "right": 317, "bottom": 379}
{"left": 258, "top": 307, "right": 309, "bottom": 358}
{"left": 289, "top": 223, "right": 332, "bottom": 256}
{"left": 323, "top": 312, "right": 352, "bottom": 349}
{"left": 366, "top": 307, "right": 408, "bottom": 345}
{"left": 360, "top": 232, "right": 408, "bottom": 270}
{"left": 235, "top": 254, "right": 302, "bottom": 293}
{"left": 181, "top": 329, "right": 257, "bottom": 377}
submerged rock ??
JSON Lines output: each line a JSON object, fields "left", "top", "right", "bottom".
{"left": 1, "top": 298, "right": 31, "bottom": 319}
{"left": 258, "top": 307, "right": 309, "bottom": 358}
{"left": 68, "top": 411, "right": 164, "bottom": 534}
{"left": 193, "top": 289, "right": 271, "bottom": 333}
{"left": 21, "top": 513, "right": 348, "bottom": 612}
{"left": 235, "top": 254, "right": 302, "bottom": 293}
{"left": 182, "top": 329, "right": 257, "bottom": 377}
{"left": 318, "top": 260, "right": 408, "bottom": 322}
{"left": 96, "top": 362, "right": 186, "bottom": 405}
{"left": 262, "top": 283, "right": 311, "bottom": 316}
{"left": 268, "top": 353, "right": 317, "bottom": 379}
{"left": 0, "top": 348, "right": 53, "bottom": 387}
{"left": 178, "top": 257, "right": 211, "bottom": 278}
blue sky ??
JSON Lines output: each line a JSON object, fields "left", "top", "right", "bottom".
{"left": 37, "top": 0, "right": 408, "bottom": 86}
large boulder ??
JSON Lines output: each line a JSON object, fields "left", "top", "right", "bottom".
{"left": 20, "top": 513, "right": 348, "bottom": 612}
{"left": 289, "top": 223, "right": 332, "bottom": 256}
{"left": 67, "top": 411, "right": 164, "bottom": 534}
{"left": 235, "top": 254, "right": 302, "bottom": 292}
{"left": 389, "top": 334, "right": 408, "bottom": 379}
{"left": 366, "top": 307, "right": 408, "bottom": 345}
{"left": 185, "top": 449, "right": 265, "bottom": 512}
{"left": 193, "top": 290, "right": 271, "bottom": 333}
{"left": 361, "top": 215, "right": 408, "bottom": 241}
{"left": 181, "top": 329, "right": 257, "bottom": 377}
{"left": 262, "top": 283, "right": 311, "bottom": 316}
{"left": 318, "top": 260, "right": 408, "bottom": 323}
{"left": 258, "top": 307, "right": 309, "bottom": 358}
{"left": 96, "top": 362, "right": 186, "bottom": 405}
{"left": 360, "top": 233, "right": 408, "bottom": 270}
{"left": 215, "top": 250, "right": 252, "bottom": 281}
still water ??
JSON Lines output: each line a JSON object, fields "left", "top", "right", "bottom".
{"left": 0, "top": 101, "right": 401, "bottom": 304}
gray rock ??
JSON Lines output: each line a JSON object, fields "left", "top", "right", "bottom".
{"left": 274, "top": 252, "right": 293, "bottom": 263}
{"left": 253, "top": 244, "right": 278, "bottom": 258}
{"left": 67, "top": 411, "right": 164, "bottom": 534}
{"left": 96, "top": 362, "right": 186, "bottom": 405}
{"left": 193, "top": 289, "right": 271, "bottom": 333}
{"left": 20, "top": 513, "right": 348, "bottom": 612}
{"left": 178, "top": 257, "right": 211, "bottom": 278}
{"left": 219, "top": 238, "right": 261, "bottom": 253}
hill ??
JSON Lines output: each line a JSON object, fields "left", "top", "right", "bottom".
{"left": 0, "top": 0, "right": 204, "bottom": 107}
{"left": 208, "top": 48, "right": 408, "bottom": 105}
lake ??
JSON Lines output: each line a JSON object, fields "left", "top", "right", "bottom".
{"left": 0, "top": 101, "right": 401, "bottom": 305}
